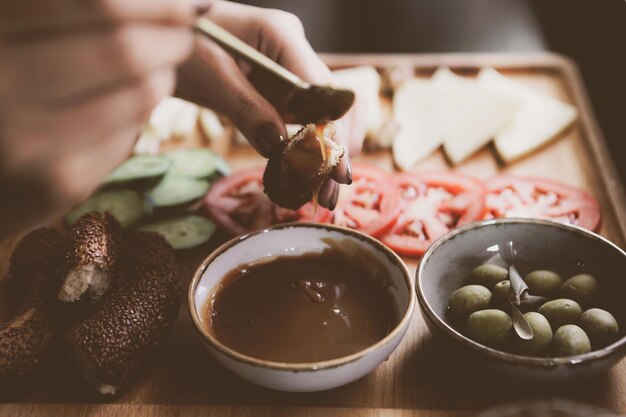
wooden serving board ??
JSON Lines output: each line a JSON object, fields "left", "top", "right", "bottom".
{"left": 1, "top": 53, "right": 625, "bottom": 417}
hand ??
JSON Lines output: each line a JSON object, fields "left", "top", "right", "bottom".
{"left": 176, "top": 1, "right": 367, "bottom": 209}
{"left": 0, "top": 0, "right": 195, "bottom": 237}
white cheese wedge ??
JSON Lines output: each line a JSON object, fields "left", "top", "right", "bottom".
{"left": 392, "top": 77, "right": 460, "bottom": 170}
{"left": 332, "top": 66, "right": 383, "bottom": 137}
{"left": 434, "top": 68, "right": 519, "bottom": 165}
{"left": 478, "top": 68, "right": 578, "bottom": 162}
{"left": 133, "top": 126, "right": 161, "bottom": 155}
{"left": 171, "top": 102, "right": 199, "bottom": 139}
{"left": 198, "top": 108, "right": 228, "bottom": 143}
{"left": 149, "top": 97, "right": 199, "bottom": 141}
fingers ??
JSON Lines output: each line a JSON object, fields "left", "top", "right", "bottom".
{"left": 51, "top": 120, "right": 142, "bottom": 205}
{"left": 2, "top": 24, "right": 192, "bottom": 104}
{"left": 176, "top": 37, "right": 286, "bottom": 157}
{"left": 3, "top": 68, "right": 175, "bottom": 171}
{"left": 205, "top": 3, "right": 363, "bottom": 180}
{"left": 0, "top": 0, "right": 195, "bottom": 35}
{"left": 318, "top": 179, "right": 340, "bottom": 210}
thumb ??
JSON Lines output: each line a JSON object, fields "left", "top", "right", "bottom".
{"left": 176, "top": 37, "right": 286, "bottom": 157}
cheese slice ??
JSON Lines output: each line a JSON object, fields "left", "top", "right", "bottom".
{"left": 478, "top": 68, "right": 578, "bottom": 162}
{"left": 332, "top": 66, "right": 383, "bottom": 137}
{"left": 149, "top": 97, "right": 199, "bottom": 141}
{"left": 199, "top": 108, "right": 227, "bottom": 143}
{"left": 133, "top": 126, "right": 161, "bottom": 155}
{"left": 171, "top": 101, "right": 199, "bottom": 139}
{"left": 434, "top": 68, "right": 519, "bottom": 165}
{"left": 392, "top": 77, "right": 462, "bottom": 170}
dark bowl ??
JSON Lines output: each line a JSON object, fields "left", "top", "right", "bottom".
{"left": 416, "top": 218, "right": 626, "bottom": 385}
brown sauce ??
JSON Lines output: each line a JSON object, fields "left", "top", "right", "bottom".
{"left": 316, "top": 123, "right": 327, "bottom": 162}
{"left": 204, "top": 244, "right": 397, "bottom": 363}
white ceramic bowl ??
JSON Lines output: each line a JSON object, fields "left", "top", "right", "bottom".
{"left": 417, "top": 218, "right": 626, "bottom": 385}
{"left": 188, "top": 223, "right": 415, "bottom": 392}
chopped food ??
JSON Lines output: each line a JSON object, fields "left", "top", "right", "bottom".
{"left": 434, "top": 68, "right": 518, "bottom": 164}
{"left": 102, "top": 154, "right": 171, "bottom": 191}
{"left": 391, "top": 67, "right": 518, "bottom": 168}
{"left": 144, "top": 176, "right": 210, "bottom": 214}
{"left": 140, "top": 214, "right": 216, "bottom": 250}
{"left": 165, "top": 148, "right": 231, "bottom": 179}
{"left": 332, "top": 66, "right": 384, "bottom": 141}
{"left": 65, "top": 190, "right": 144, "bottom": 228}
{"left": 198, "top": 108, "right": 229, "bottom": 146}
{"left": 391, "top": 66, "right": 578, "bottom": 167}
{"left": 478, "top": 68, "right": 578, "bottom": 162}
{"left": 392, "top": 77, "right": 453, "bottom": 170}
{"left": 149, "top": 97, "right": 199, "bottom": 141}
{"left": 327, "top": 165, "right": 401, "bottom": 237}
{"left": 133, "top": 126, "right": 162, "bottom": 155}
{"left": 65, "top": 231, "right": 180, "bottom": 395}
{"left": 381, "top": 171, "right": 486, "bottom": 256}
{"left": 484, "top": 175, "right": 601, "bottom": 231}
{"left": 1, "top": 228, "right": 67, "bottom": 387}
{"left": 65, "top": 148, "right": 229, "bottom": 236}
{"left": 59, "top": 212, "right": 121, "bottom": 302}
{"left": 263, "top": 124, "right": 344, "bottom": 210}
{"left": 203, "top": 167, "right": 329, "bottom": 236}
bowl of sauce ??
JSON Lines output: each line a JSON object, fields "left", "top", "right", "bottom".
{"left": 188, "top": 223, "right": 415, "bottom": 392}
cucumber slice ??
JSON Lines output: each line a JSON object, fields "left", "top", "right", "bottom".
{"left": 65, "top": 190, "right": 144, "bottom": 228}
{"left": 144, "top": 176, "right": 210, "bottom": 212}
{"left": 102, "top": 155, "right": 170, "bottom": 190}
{"left": 140, "top": 215, "right": 216, "bottom": 249}
{"left": 165, "top": 148, "right": 231, "bottom": 179}
{"left": 213, "top": 154, "right": 231, "bottom": 176}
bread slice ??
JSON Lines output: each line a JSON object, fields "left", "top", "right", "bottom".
{"left": 59, "top": 212, "right": 120, "bottom": 303}
{"left": 263, "top": 124, "right": 344, "bottom": 210}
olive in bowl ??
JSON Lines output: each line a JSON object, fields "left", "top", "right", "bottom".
{"left": 417, "top": 218, "right": 626, "bottom": 385}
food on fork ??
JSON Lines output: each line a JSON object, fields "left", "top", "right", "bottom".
{"left": 263, "top": 124, "right": 344, "bottom": 210}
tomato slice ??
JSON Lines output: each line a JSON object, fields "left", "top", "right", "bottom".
{"left": 326, "top": 165, "right": 401, "bottom": 237}
{"left": 381, "top": 172, "right": 486, "bottom": 256}
{"left": 484, "top": 175, "right": 601, "bottom": 231}
{"left": 203, "top": 167, "right": 330, "bottom": 236}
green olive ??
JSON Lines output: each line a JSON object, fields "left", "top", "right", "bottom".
{"left": 524, "top": 270, "right": 562, "bottom": 297}
{"left": 538, "top": 298, "right": 582, "bottom": 329}
{"left": 492, "top": 280, "right": 512, "bottom": 306}
{"left": 559, "top": 274, "right": 600, "bottom": 307}
{"left": 470, "top": 264, "right": 508, "bottom": 288}
{"left": 467, "top": 309, "right": 512, "bottom": 347}
{"left": 552, "top": 325, "right": 591, "bottom": 356}
{"left": 579, "top": 308, "right": 620, "bottom": 348}
{"left": 514, "top": 312, "right": 553, "bottom": 356}
{"left": 448, "top": 285, "right": 492, "bottom": 319}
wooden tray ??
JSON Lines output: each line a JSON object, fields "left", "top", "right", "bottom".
{"left": 1, "top": 53, "right": 625, "bottom": 417}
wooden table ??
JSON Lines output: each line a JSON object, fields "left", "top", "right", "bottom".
{"left": 1, "top": 53, "right": 624, "bottom": 417}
